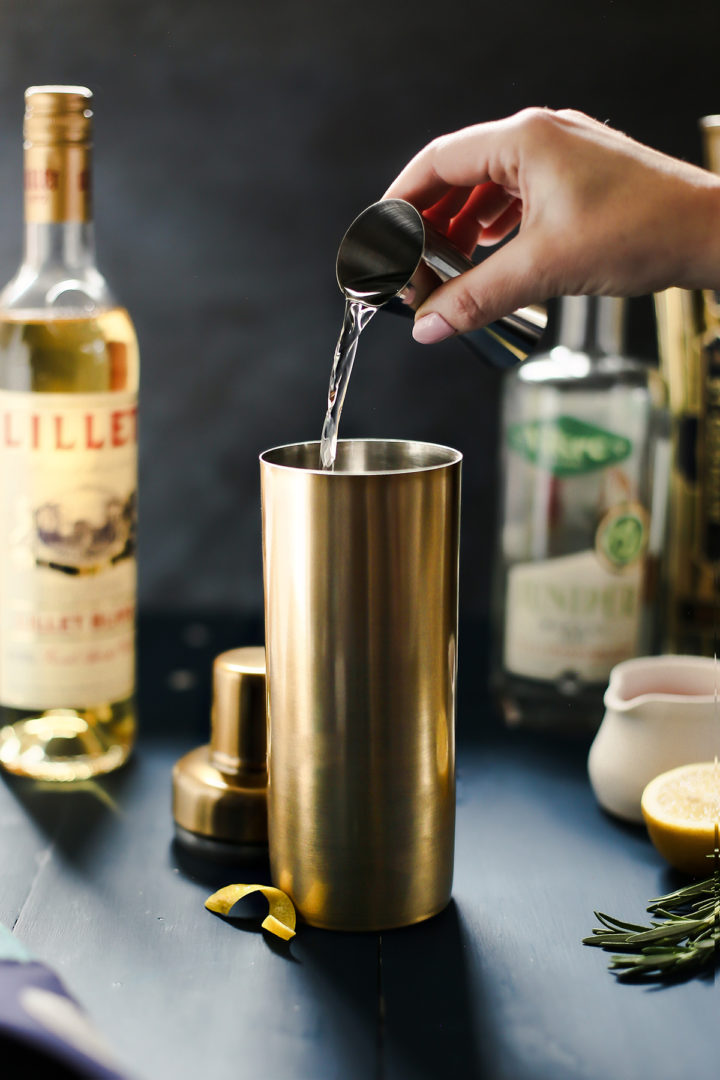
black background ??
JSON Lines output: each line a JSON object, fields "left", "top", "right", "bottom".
{"left": 0, "top": 0, "right": 717, "bottom": 619}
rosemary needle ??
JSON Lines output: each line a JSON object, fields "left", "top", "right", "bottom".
{"left": 583, "top": 864, "right": 720, "bottom": 981}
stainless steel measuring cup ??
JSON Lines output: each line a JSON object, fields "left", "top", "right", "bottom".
{"left": 336, "top": 198, "right": 547, "bottom": 367}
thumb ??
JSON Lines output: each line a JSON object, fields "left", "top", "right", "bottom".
{"left": 412, "top": 231, "right": 549, "bottom": 344}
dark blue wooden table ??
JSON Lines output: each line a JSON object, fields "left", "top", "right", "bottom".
{"left": 1, "top": 617, "right": 716, "bottom": 1080}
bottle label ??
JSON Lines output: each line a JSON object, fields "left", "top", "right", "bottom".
{"left": 503, "top": 549, "right": 642, "bottom": 683}
{"left": 594, "top": 502, "right": 649, "bottom": 571}
{"left": 507, "top": 415, "right": 632, "bottom": 476}
{"left": 0, "top": 390, "right": 137, "bottom": 709}
{"left": 24, "top": 145, "right": 91, "bottom": 224}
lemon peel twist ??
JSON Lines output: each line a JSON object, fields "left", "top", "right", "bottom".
{"left": 205, "top": 884, "right": 297, "bottom": 941}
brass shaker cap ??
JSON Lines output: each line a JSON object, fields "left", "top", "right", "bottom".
{"left": 24, "top": 85, "right": 93, "bottom": 146}
{"left": 172, "top": 646, "right": 268, "bottom": 848}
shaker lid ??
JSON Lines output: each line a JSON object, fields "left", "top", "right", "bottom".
{"left": 172, "top": 647, "right": 268, "bottom": 846}
{"left": 211, "top": 645, "right": 266, "bottom": 774}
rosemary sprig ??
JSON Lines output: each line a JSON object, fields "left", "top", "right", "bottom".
{"left": 583, "top": 858, "right": 720, "bottom": 981}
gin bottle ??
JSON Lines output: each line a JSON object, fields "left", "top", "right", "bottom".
{"left": 0, "top": 87, "right": 139, "bottom": 779}
{"left": 493, "top": 295, "right": 667, "bottom": 732}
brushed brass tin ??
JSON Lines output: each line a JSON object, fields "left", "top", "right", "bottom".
{"left": 260, "top": 439, "right": 461, "bottom": 931}
{"left": 653, "top": 117, "right": 720, "bottom": 654}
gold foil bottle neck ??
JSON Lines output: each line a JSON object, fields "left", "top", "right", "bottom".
{"left": 24, "top": 85, "right": 93, "bottom": 146}
{"left": 172, "top": 646, "right": 268, "bottom": 854}
{"left": 23, "top": 85, "right": 93, "bottom": 224}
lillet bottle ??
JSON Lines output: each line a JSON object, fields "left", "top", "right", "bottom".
{"left": 0, "top": 86, "right": 139, "bottom": 780}
{"left": 493, "top": 295, "right": 667, "bottom": 732}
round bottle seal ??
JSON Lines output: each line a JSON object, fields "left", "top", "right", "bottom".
{"left": 595, "top": 502, "right": 649, "bottom": 572}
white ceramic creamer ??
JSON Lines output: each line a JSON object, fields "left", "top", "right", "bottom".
{"left": 587, "top": 655, "right": 720, "bottom": 822}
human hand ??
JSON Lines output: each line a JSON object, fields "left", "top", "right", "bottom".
{"left": 383, "top": 109, "right": 720, "bottom": 343}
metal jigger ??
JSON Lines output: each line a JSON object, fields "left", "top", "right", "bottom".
{"left": 336, "top": 197, "right": 547, "bottom": 368}
{"left": 172, "top": 646, "right": 267, "bottom": 860}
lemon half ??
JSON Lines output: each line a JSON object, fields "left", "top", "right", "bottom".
{"left": 640, "top": 762, "right": 720, "bottom": 876}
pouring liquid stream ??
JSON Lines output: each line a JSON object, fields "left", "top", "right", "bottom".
{"left": 320, "top": 298, "right": 376, "bottom": 470}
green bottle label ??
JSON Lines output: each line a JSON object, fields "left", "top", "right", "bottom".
{"left": 507, "top": 415, "right": 632, "bottom": 476}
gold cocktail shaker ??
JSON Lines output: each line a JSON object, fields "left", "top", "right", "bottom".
{"left": 260, "top": 439, "right": 461, "bottom": 931}
{"left": 654, "top": 116, "right": 720, "bottom": 653}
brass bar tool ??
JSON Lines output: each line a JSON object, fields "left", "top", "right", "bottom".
{"left": 261, "top": 439, "right": 461, "bottom": 931}
{"left": 653, "top": 115, "right": 720, "bottom": 653}
{"left": 172, "top": 646, "right": 268, "bottom": 860}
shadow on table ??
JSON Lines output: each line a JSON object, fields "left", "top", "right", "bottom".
{"left": 306, "top": 899, "right": 493, "bottom": 1080}
{"left": 170, "top": 840, "right": 303, "bottom": 960}
{"left": 1, "top": 760, "right": 136, "bottom": 864}
{"left": 170, "top": 838, "right": 272, "bottom": 892}
{"left": 380, "top": 901, "right": 493, "bottom": 1080}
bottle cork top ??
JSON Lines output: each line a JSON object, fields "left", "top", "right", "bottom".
{"left": 24, "top": 85, "right": 93, "bottom": 145}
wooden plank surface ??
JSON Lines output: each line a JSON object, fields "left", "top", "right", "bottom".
{"left": 377, "top": 735, "right": 717, "bottom": 1080}
{"left": 0, "top": 772, "right": 56, "bottom": 933}
{"left": 5, "top": 743, "right": 380, "bottom": 1080}
{"left": 1, "top": 618, "right": 717, "bottom": 1079}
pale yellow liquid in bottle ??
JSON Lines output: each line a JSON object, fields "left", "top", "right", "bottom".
{"left": 0, "top": 308, "right": 139, "bottom": 780}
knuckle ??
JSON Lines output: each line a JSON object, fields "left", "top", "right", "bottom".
{"left": 446, "top": 284, "right": 485, "bottom": 330}
{"left": 427, "top": 132, "right": 453, "bottom": 159}
{"left": 555, "top": 107, "right": 585, "bottom": 122}
{"left": 428, "top": 132, "right": 449, "bottom": 150}
{"left": 514, "top": 106, "right": 587, "bottom": 149}
{"left": 515, "top": 106, "right": 555, "bottom": 134}
{"left": 554, "top": 108, "right": 601, "bottom": 132}
{"left": 413, "top": 133, "right": 452, "bottom": 176}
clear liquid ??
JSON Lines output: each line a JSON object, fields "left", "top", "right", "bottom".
{"left": 320, "top": 298, "right": 376, "bottom": 469}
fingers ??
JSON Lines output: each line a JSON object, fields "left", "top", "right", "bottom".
{"left": 474, "top": 199, "right": 523, "bottom": 246}
{"left": 382, "top": 113, "right": 540, "bottom": 264}
{"left": 421, "top": 186, "right": 474, "bottom": 231}
{"left": 385, "top": 109, "right": 609, "bottom": 212}
{"left": 383, "top": 124, "right": 498, "bottom": 208}
{"left": 414, "top": 181, "right": 523, "bottom": 259}
{"left": 383, "top": 115, "right": 531, "bottom": 208}
{"left": 447, "top": 185, "right": 520, "bottom": 251}
{"left": 380, "top": 105, "right": 720, "bottom": 345}
{"left": 411, "top": 229, "right": 549, "bottom": 343}
{"left": 383, "top": 152, "right": 452, "bottom": 210}
{"left": 460, "top": 182, "right": 517, "bottom": 226}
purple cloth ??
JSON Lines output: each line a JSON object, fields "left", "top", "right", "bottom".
{"left": 0, "top": 951, "right": 129, "bottom": 1079}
